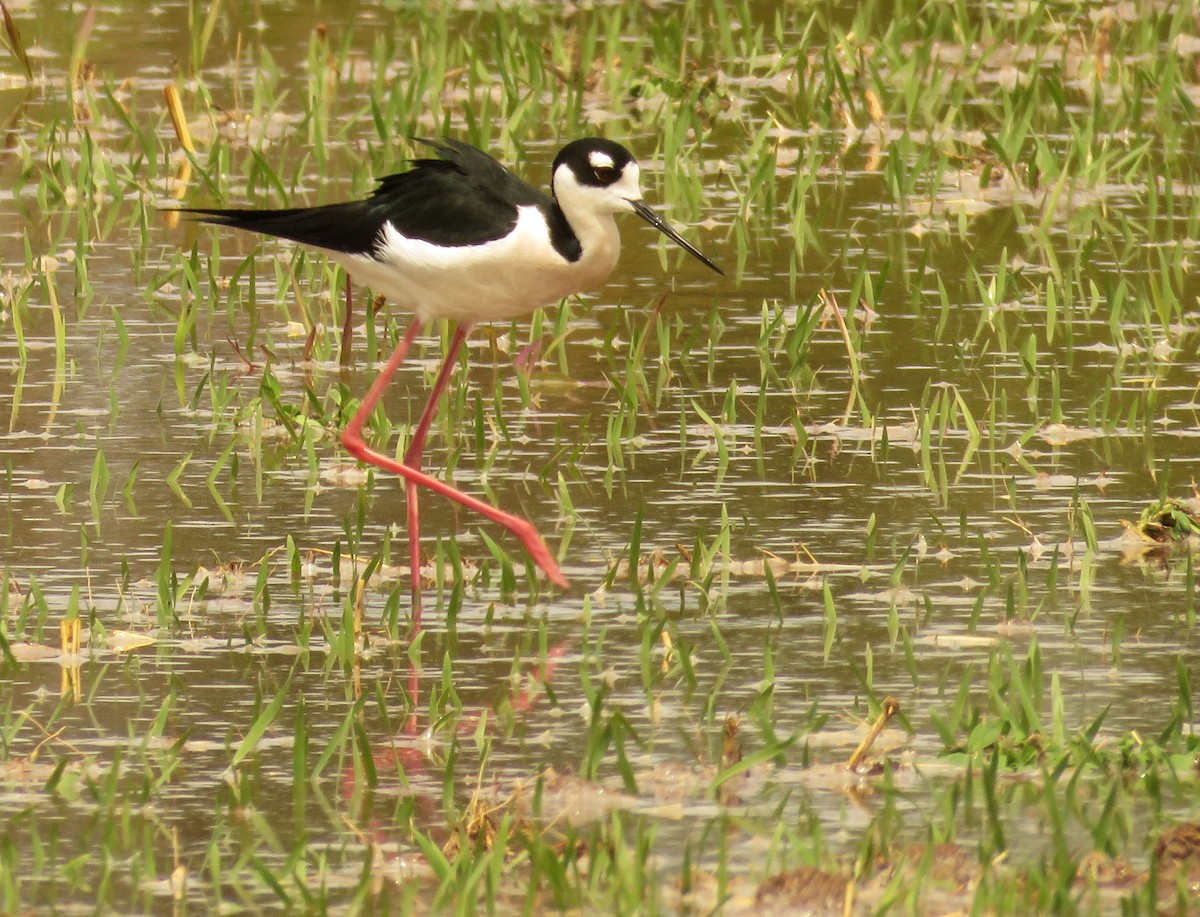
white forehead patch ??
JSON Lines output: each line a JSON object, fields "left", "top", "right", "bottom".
{"left": 588, "top": 150, "right": 616, "bottom": 170}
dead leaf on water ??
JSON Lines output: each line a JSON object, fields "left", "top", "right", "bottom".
{"left": 109, "top": 631, "right": 157, "bottom": 652}
{"left": 916, "top": 632, "right": 998, "bottom": 649}
{"left": 321, "top": 463, "right": 370, "bottom": 488}
{"left": 1032, "top": 472, "right": 1080, "bottom": 490}
{"left": 511, "top": 768, "right": 637, "bottom": 826}
{"left": 1038, "top": 423, "right": 1102, "bottom": 446}
{"left": 7, "top": 643, "right": 60, "bottom": 662}
{"left": 0, "top": 757, "right": 60, "bottom": 784}
{"left": 0, "top": 755, "right": 101, "bottom": 786}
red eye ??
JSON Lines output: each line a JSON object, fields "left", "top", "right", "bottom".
{"left": 593, "top": 165, "right": 618, "bottom": 183}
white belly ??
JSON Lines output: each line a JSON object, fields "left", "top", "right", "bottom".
{"left": 328, "top": 205, "right": 620, "bottom": 324}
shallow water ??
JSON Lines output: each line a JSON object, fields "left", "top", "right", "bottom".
{"left": 1, "top": 0, "right": 1198, "bottom": 911}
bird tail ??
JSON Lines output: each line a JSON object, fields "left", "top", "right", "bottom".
{"left": 171, "top": 204, "right": 379, "bottom": 255}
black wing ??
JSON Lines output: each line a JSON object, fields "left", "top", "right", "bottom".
{"left": 408, "top": 138, "right": 580, "bottom": 261}
{"left": 178, "top": 138, "right": 558, "bottom": 254}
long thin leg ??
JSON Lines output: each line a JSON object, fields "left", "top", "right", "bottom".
{"left": 401, "top": 323, "right": 470, "bottom": 626}
{"left": 341, "top": 320, "right": 569, "bottom": 631}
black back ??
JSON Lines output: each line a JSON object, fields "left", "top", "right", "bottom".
{"left": 180, "top": 138, "right": 582, "bottom": 261}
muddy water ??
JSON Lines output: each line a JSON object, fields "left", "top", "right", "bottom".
{"left": 0, "top": 0, "right": 1197, "bottom": 909}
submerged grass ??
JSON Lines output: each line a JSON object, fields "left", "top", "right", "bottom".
{"left": 0, "top": 0, "right": 1198, "bottom": 913}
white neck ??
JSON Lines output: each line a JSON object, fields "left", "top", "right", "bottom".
{"left": 552, "top": 164, "right": 643, "bottom": 287}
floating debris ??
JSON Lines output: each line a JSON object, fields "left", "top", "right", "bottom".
{"left": 754, "top": 865, "right": 851, "bottom": 916}
{"left": 5, "top": 643, "right": 60, "bottom": 662}
{"left": 846, "top": 696, "right": 900, "bottom": 772}
{"left": 1130, "top": 497, "right": 1200, "bottom": 545}
{"left": 109, "top": 631, "right": 158, "bottom": 652}
{"left": 1155, "top": 821, "right": 1200, "bottom": 878}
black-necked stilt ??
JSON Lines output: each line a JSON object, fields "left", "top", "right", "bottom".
{"left": 180, "top": 137, "right": 722, "bottom": 628}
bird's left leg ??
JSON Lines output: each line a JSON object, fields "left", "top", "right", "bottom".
{"left": 400, "top": 323, "right": 472, "bottom": 624}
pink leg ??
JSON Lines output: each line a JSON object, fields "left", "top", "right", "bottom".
{"left": 341, "top": 320, "right": 569, "bottom": 632}
{"left": 400, "top": 324, "right": 469, "bottom": 625}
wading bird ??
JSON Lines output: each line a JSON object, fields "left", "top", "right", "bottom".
{"left": 181, "top": 137, "right": 721, "bottom": 628}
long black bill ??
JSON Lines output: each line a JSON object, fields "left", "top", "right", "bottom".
{"left": 631, "top": 199, "right": 723, "bottom": 276}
